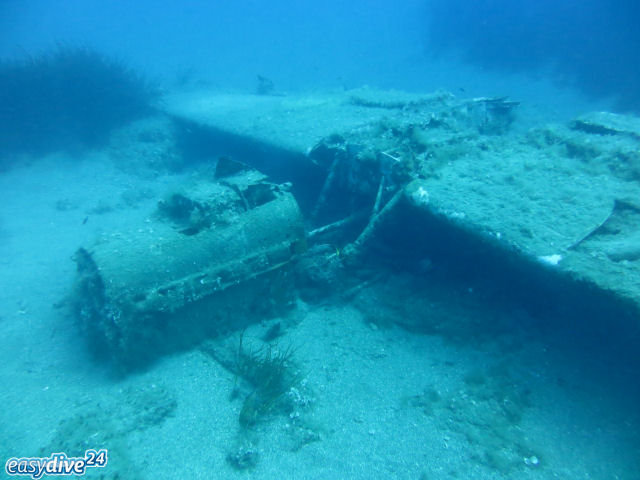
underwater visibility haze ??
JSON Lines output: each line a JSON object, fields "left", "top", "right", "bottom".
{"left": 1, "top": 1, "right": 639, "bottom": 479}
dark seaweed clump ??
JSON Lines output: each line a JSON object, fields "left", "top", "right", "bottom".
{"left": 0, "top": 45, "right": 158, "bottom": 158}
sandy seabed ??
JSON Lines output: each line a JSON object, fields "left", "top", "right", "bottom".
{"left": 0, "top": 149, "right": 638, "bottom": 480}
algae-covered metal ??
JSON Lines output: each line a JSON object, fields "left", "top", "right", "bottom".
{"left": 164, "top": 88, "right": 640, "bottom": 318}
{"left": 73, "top": 161, "right": 306, "bottom": 364}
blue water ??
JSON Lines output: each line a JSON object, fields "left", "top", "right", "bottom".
{"left": 1, "top": 1, "right": 639, "bottom": 479}
{"left": 425, "top": 0, "right": 640, "bottom": 111}
{"left": 1, "top": 0, "right": 428, "bottom": 93}
{"left": 3, "top": 0, "right": 637, "bottom": 108}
